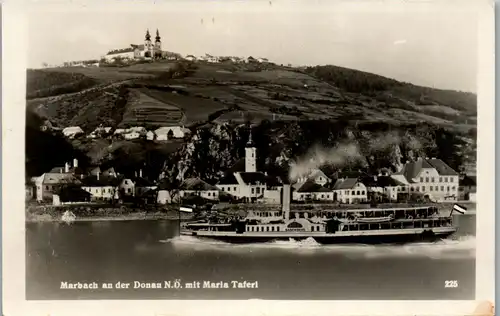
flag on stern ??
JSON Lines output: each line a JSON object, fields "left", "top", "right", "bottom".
{"left": 179, "top": 206, "right": 193, "bottom": 213}
{"left": 453, "top": 204, "right": 467, "bottom": 214}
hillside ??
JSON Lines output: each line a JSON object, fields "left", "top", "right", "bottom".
{"left": 25, "top": 60, "right": 477, "bottom": 179}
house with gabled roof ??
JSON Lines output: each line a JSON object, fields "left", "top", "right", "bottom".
{"left": 459, "top": 175, "right": 476, "bottom": 201}
{"left": 391, "top": 157, "right": 459, "bottom": 202}
{"left": 81, "top": 174, "right": 123, "bottom": 201}
{"left": 292, "top": 180, "right": 333, "bottom": 202}
{"left": 33, "top": 172, "right": 82, "bottom": 202}
{"left": 179, "top": 178, "right": 220, "bottom": 201}
{"left": 118, "top": 170, "right": 157, "bottom": 197}
{"left": 295, "top": 168, "right": 331, "bottom": 186}
{"left": 332, "top": 178, "right": 367, "bottom": 204}
{"left": 364, "top": 175, "right": 406, "bottom": 202}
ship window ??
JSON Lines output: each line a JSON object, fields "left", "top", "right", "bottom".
{"left": 311, "top": 226, "right": 315, "bottom": 232}
{"left": 277, "top": 227, "right": 280, "bottom": 232}
{"left": 272, "top": 226, "right": 275, "bottom": 232}
{"left": 266, "top": 227, "right": 269, "bottom": 231}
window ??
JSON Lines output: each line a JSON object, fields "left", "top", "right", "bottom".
{"left": 416, "top": 187, "right": 420, "bottom": 192}
{"left": 272, "top": 226, "right": 275, "bottom": 232}
{"left": 233, "top": 187, "right": 236, "bottom": 191}
{"left": 321, "top": 194, "right": 324, "bottom": 199}
{"left": 277, "top": 227, "right": 280, "bottom": 232}
{"left": 444, "top": 177, "right": 448, "bottom": 183}
{"left": 311, "top": 226, "right": 315, "bottom": 232}
{"left": 431, "top": 177, "right": 435, "bottom": 182}
{"left": 411, "top": 187, "right": 414, "bottom": 192}
{"left": 221, "top": 187, "right": 225, "bottom": 191}
{"left": 441, "top": 186, "right": 444, "bottom": 191}
{"left": 430, "top": 186, "right": 433, "bottom": 191}
{"left": 450, "top": 178, "right": 454, "bottom": 182}
{"left": 356, "top": 190, "right": 360, "bottom": 195}
{"left": 207, "top": 192, "right": 211, "bottom": 197}
{"left": 447, "top": 186, "right": 450, "bottom": 192}
{"left": 266, "top": 227, "right": 269, "bottom": 232}
{"left": 256, "top": 187, "right": 260, "bottom": 194}
{"left": 361, "top": 190, "right": 365, "bottom": 195}
{"left": 421, "top": 186, "right": 425, "bottom": 192}
{"left": 425, "top": 177, "right": 429, "bottom": 182}
{"left": 439, "top": 177, "right": 442, "bottom": 182}
{"left": 351, "top": 190, "right": 356, "bottom": 195}
{"left": 125, "top": 180, "right": 128, "bottom": 185}
{"left": 452, "top": 186, "right": 456, "bottom": 190}
{"left": 128, "top": 188, "right": 132, "bottom": 193}
{"left": 435, "top": 186, "right": 438, "bottom": 191}
{"left": 420, "top": 177, "right": 423, "bottom": 182}
{"left": 251, "top": 188, "right": 255, "bottom": 194}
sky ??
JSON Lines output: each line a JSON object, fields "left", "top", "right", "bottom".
{"left": 26, "top": 0, "right": 478, "bottom": 92}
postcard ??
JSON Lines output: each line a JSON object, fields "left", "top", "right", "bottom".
{"left": 2, "top": 0, "right": 495, "bottom": 315}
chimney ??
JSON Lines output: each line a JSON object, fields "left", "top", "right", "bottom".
{"left": 282, "top": 184, "right": 291, "bottom": 221}
{"left": 139, "top": 169, "right": 143, "bottom": 178}
{"left": 97, "top": 172, "right": 100, "bottom": 181}
{"left": 135, "top": 171, "right": 137, "bottom": 177}
{"left": 73, "top": 158, "right": 78, "bottom": 168}
{"left": 374, "top": 175, "right": 378, "bottom": 182}
{"left": 65, "top": 162, "right": 70, "bottom": 173}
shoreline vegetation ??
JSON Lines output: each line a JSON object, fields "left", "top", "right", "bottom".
{"left": 25, "top": 201, "right": 477, "bottom": 223}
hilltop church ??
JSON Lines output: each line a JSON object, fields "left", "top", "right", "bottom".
{"left": 104, "top": 29, "right": 163, "bottom": 62}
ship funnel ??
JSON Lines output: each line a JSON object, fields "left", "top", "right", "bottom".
{"left": 282, "top": 184, "right": 291, "bottom": 221}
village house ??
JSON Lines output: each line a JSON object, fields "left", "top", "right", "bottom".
{"left": 459, "top": 175, "right": 476, "bottom": 202}
{"left": 391, "top": 157, "right": 460, "bottom": 202}
{"left": 118, "top": 170, "right": 157, "bottom": 197}
{"left": 62, "top": 126, "right": 84, "bottom": 139}
{"left": 178, "top": 178, "right": 220, "bottom": 201}
{"left": 81, "top": 174, "right": 123, "bottom": 201}
{"left": 364, "top": 175, "right": 406, "bottom": 202}
{"left": 156, "top": 179, "right": 179, "bottom": 204}
{"left": 88, "top": 126, "right": 112, "bottom": 139}
{"left": 292, "top": 180, "right": 334, "bottom": 202}
{"left": 155, "top": 126, "right": 191, "bottom": 140}
{"left": 33, "top": 172, "right": 81, "bottom": 202}
{"left": 332, "top": 178, "right": 368, "bottom": 204}
{"left": 146, "top": 131, "right": 155, "bottom": 140}
{"left": 294, "top": 168, "right": 331, "bottom": 186}
{"left": 53, "top": 185, "right": 92, "bottom": 205}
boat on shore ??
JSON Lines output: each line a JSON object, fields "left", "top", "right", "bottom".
{"left": 180, "top": 185, "right": 465, "bottom": 244}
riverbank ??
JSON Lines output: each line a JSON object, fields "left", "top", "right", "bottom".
{"left": 25, "top": 204, "right": 195, "bottom": 223}
{"left": 25, "top": 201, "right": 476, "bottom": 223}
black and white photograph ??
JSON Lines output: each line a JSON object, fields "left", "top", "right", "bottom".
{"left": 2, "top": 0, "right": 495, "bottom": 314}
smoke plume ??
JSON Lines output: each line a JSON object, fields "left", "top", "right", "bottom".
{"left": 288, "top": 143, "right": 363, "bottom": 182}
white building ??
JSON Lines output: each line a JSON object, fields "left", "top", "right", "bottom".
{"left": 62, "top": 126, "right": 84, "bottom": 139}
{"left": 292, "top": 180, "right": 334, "bottom": 202}
{"left": 294, "top": 168, "right": 331, "bottom": 186}
{"left": 118, "top": 171, "right": 157, "bottom": 197}
{"left": 81, "top": 174, "right": 121, "bottom": 201}
{"left": 179, "top": 178, "right": 220, "bottom": 201}
{"left": 155, "top": 126, "right": 191, "bottom": 140}
{"left": 332, "top": 178, "right": 368, "bottom": 204}
{"left": 146, "top": 131, "right": 155, "bottom": 140}
{"left": 365, "top": 176, "right": 405, "bottom": 202}
{"left": 104, "top": 29, "right": 163, "bottom": 62}
{"left": 391, "top": 157, "right": 460, "bottom": 202}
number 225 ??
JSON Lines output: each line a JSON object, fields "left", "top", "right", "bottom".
{"left": 445, "top": 280, "right": 458, "bottom": 288}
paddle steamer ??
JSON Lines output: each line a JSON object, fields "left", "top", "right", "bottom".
{"left": 180, "top": 185, "right": 465, "bottom": 244}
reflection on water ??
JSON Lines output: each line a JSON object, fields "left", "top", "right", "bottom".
{"left": 26, "top": 214, "right": 476, "bottom": 300}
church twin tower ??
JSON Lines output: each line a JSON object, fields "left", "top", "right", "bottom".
{"left": 144, "top": 29, "right": 162, "bottom": 59}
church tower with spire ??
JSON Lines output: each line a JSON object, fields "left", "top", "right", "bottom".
{"left": 144, "top": 29, "right": 153, "bottom": 58}
{"left": 154, "top": 29, "right": 162, "bottom": 53}
{"left": 245, "top": 131, "right": 257, "bottom": 173}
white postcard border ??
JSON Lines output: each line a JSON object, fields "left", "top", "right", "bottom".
{"left": 2, "top": 0, "right": 495, "bottom": 315}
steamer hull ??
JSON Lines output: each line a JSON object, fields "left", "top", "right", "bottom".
{"left": 180, "top": 227, "right": 457, "bottom": 244}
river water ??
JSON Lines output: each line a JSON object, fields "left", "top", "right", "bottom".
{"left": 26, "top": 213, "right": 476, "bottom": 300}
